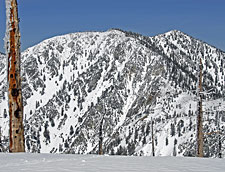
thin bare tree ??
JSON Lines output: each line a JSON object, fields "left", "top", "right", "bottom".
{"left": 98, "top": 117, "right": 103, "bottom": 155}
{"left": 196, "top": 57, "right": 203, "bottom": 157}
{"left": 151, "top": 117, "right": 155, "bottom": 156}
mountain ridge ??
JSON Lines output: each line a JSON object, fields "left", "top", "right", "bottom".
{"left": 0, "top": 29, "right": 224, "bottom": 157}
{"left": 20, "top": 29, "right": 225, "bottom": 54}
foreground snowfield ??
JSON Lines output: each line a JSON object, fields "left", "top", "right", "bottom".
{"left": 0, "top": 154, "right": 224, "bottom": 172}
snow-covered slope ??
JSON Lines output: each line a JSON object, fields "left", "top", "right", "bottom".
{"left": 0, "top": 29, "right": 224, "bottom": 157}
{"left": 0, "top": 154, "right": 224, "bottom": 172}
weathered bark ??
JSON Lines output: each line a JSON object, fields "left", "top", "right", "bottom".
{"left": 196, "top": 58, "right": 203, "bottom": 157}
{"left": 6, "top": 0, "right": 25, "bottom": 152}
{"left": 151, "top": 117, "right": 155, "bottom": 157}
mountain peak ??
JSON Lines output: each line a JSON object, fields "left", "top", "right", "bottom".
{"left": 165, "top": 29, "right": 188, "bottom": 37}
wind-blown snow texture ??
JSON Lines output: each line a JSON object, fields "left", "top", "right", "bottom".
{"left": 0, "top": 154, "right": 224, "bottom": 172}
{"left": 0, "top": 29, "right": 224, "bottom": 157}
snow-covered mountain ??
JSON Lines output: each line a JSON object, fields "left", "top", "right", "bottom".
{"left": 0, "top": 29, "right": 224, "bottom": 157}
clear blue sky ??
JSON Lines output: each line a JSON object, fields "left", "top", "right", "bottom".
{"left": 0, "top": 0, "right": 225, "bottom": 53}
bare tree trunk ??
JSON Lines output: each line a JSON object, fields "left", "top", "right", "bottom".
{"left": 5, "top": 0, "right": 25, "bottom": 152}
{"left": 0, "top": 126, "right": 2, "bottom": 146}
{"left": 98, "top": 117, "right": 103, "bottom": 155}
{"left": 197, "top": 58, "right": 203, "bottom": 157}
{"left": 218, "top": 113, "right": 222, "bottom": 158}
{"left": 151, "top": 117, "right": 155, "bottom": 157}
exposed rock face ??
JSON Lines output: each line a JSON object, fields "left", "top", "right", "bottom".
{"left": 0, "top": 29, "right": 224, "bottom": 157}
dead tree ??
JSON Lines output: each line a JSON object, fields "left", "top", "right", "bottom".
{"left": 196, "top": 57, "right": 203, "bottom": 157}
{"left": 5, "top": 0, "right": 25, "bottom": 152}
{"left": 98, "top": 117, "right": 103, "bottom": 155}
{"left": 151, "top": 117, "right": 155, "bottom": 156}
{"left": 0, "top": 126, "right": 2, "bottom": 148}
